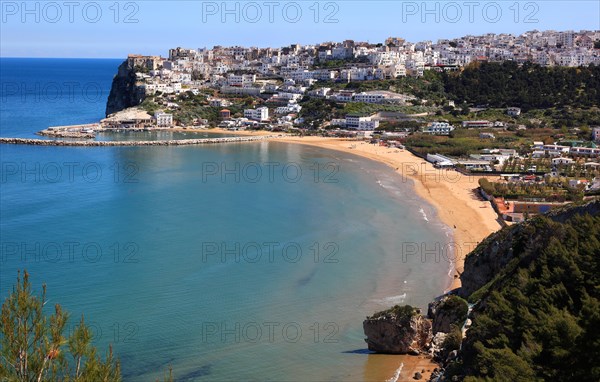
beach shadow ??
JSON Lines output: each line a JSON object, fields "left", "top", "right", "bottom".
{"left": 342, "top": 348, "right": 374, "bottom": 355}
{"left": 469, "top": 188, "right": 486, "bottom": 201}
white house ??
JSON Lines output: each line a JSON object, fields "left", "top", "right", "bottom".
{"left": 155, "top": 112, "right": 173, "bottom": 127}
{"left": 244, "top": 107, "right": 269, "bottom": 121}
{"left": 462, "top": 120, "right": 493, "bottom": 128}
{"left": 345, "top": 115, "right": 379, "bottom": 130}
{"left": 507, "top": 107, "right": 522, "bottom": 116}
{"left": 593, "top": 127, "right": 600, "bottom": 142}
{"left": 552, "top": 157, "right": 574, "bottom": 165}
{"left": 570, "top": 146, "right": 600, "bottom": 157}
{"left": 542, "top": 144, "right": 570, "bottom": 157}
{"left": 227, "top": 73, "right": 256, "bottom": 87}
{"left": 353, "top": 92, "right": 386, "bottom": 104}
{"left": 423, "top": 122, "right": 454, "bottom": 135}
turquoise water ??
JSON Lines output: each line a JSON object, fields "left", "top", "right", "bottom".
{"left": 0, "top": 59, "right": 452, "bottom": 381}
{"left": 94, "top": 130, "right": 236, "bottom": 141}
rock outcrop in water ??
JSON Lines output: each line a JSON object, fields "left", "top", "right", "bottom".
{"left": 105, "top": 60, "right": 146, "bottom": 116}
{"left": 363, "top": 305, "right": 432, "bottom": 354}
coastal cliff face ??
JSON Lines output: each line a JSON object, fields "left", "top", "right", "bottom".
{"left": 364, "top": 199, "right": 600, "bottom": 381}
{"left": 459, "top": 199, "right": 600, "bottom": 298}
{"left": 105, "top": 60, "right": 146, "bottom": 116}
{"left": 363, "top": 305, "right": 432, "bottom": 354}
{"left": 427, "top": 295, "right": 468, "bottom": 335}
{"left": 445, "top": 199, "right": 599, "bottom": 381}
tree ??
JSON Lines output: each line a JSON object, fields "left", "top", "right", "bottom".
{"left": 0, "top": 271, "right": 121, "bottom": 381}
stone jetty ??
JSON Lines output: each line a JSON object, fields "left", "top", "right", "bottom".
{"left": 0, "top": 135, "right": 283, "bottom": 147}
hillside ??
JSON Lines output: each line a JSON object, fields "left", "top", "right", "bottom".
{"left": 363, "top": 199, "right": 600, "bottom": 382}
{"left": 449, "top": 199, "right": 600, "bottom": 381}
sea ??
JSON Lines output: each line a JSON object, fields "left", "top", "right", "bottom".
{"left": 0, "top": 58, "right": 453, "bottom": 381}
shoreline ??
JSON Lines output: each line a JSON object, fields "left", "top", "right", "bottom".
{"left": 4, "top": 130, "right": 503, "bottom": 381}
{"left": 272, "top": 136, "right": 504, "bottom": 382}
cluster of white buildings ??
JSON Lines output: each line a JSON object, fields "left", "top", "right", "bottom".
{"left": 531, "top": 141, "right": 600, "bottom": 158}
{"left": 130, "top": 29, "right": 599, "bottom": 102}
{"left": 122, "top": 30, "right": 598, "bottom": 130}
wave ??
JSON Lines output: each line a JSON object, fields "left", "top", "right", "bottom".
{"left": 419, "top": 207, "right": 429, "bottom": 222}
{"left": 386, "top": 362, "right": 404, "bottom": 382}
{"left": 374, "top": 293, "right": 407, "bottom": 306}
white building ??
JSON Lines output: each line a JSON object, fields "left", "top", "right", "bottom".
{"left": 552, "top": 157, "right": 574, "bottom": 165}
{"left": 244, "top": 107, "right": 269, "bottom": 121}
{"left": 353, "top": 92, "right": 386, "bottom": 104}
{"left": 345, "top": 115, "right": 379, "bottom": 130}
{"left": 227, "top": 73, "right": 256, "bottom": 87}
{"left": 426, "top": 153, "right": 455, "bottom": 167}
{"left": 155, "top": 112, "right": 173, "bottom": 127}
{"left": 423, "top": 122, "right": 454, "bottom": 135}
{"left": 462, "top": 120, "right": 493, "bottom": 128}
{"left": 570, "top": 146, "right": 600, "bottom": 156}
{"left": 542, "top": 144, "right": 571, "bottom": 157}
{"left": 507, "top": 107, "right": 522, "bottom": 116}
{"left": 593, "top": 127, "right": 600, "bottom": 142}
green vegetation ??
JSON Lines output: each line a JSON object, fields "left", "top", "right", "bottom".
{"left": 404, "top": 133, "right": 496, "bottom": 157}
{"left": 315, "top": 70, "right": 448, "bottom": 106}
{"left": 478, "top": 177, "right": 586, "bottom": 202}
{"left": 370, "top": 305, "right": 416, "bottom": 323}
{"left": 442, "top": 324, "right": 463, "bottom": 355}
{"left": 0, "top": 271, "right": 121, "bottom": 381}
{"left": 450, "top": 209, "right": 600, "bottom": 381}
{"left": 298, "top": 98, "right": 342, "bottom": 128}
{"left": 440, "top": 296, "right": 469, "bottom": 327}
{"left": 376, "top": 120, "right": 423, "bottom": 132}
{"left": 140, "top": 92, "right": 258, "bottom": 126}
{"left": 444, "top": 61, "right": 600, "bottom": 110}
{"left": 312, "top": 56, "right": 370, "bottom": 69}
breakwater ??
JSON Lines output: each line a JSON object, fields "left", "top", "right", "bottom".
{"left": 0, "top": 135, "right": 283, "bottom": 147}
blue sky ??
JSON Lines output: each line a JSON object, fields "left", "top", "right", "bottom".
{"left": 1, "top": 1, "right": 599, "bottom": 58}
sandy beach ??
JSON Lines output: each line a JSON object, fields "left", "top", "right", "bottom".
{"left": 271, "top": 136, "right": 504, "bottom": 382}
{"left": 276, "top": 136, "right": 504, "bottom": 289}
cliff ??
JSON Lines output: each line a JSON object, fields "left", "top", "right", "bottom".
{"left": 363, "top": 199, "right": 600, "bottom": 381}
{"left": 105, "top": 60, "right": 146, "bottom": 116}
{"left": 459, "top": 199, "right": 600, "bottom": 298}
{"left": 445, "top": 199, "right": 600, "bottom": 381}
{"left": 363, "top": 305, "right": 432, "bottom": 354}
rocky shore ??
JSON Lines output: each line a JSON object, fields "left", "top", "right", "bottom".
{"left": 0, "top": 135, "right": 282, "bottom": 147}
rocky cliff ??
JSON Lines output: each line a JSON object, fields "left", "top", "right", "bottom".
{"left": 428, "top": 295, "right": 468, "bottom": 335}
{"left": 363, "top": 199, "right": 600, "bottom": 381}
{"left": 105, "top": 60, "right": 146, "bottom": 117}
{"left": 363, "top": 305, "right": 432, "bottom": 354}
{"left": 459, "top": 199, "right": 600, "bottom": 298}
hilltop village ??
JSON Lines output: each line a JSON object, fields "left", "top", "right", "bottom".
{"left": 47, "top": 29, "right": 600, "bottom": 221}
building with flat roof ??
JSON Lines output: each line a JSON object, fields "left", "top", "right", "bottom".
{"left": 423, "top": 122, "right": 454, "bottom": 135}
{"left": 155, "top": 112, "right": 173, "bottom": 127}
{"left": 593, "top": 127, "right": 600, "bottom": 142}
{"left": 244, "top": 107, "right": 269, "bottom": 121}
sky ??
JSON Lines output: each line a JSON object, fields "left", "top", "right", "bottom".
{"left": 1, "top": 0, "right": 599, "bottom": 58}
